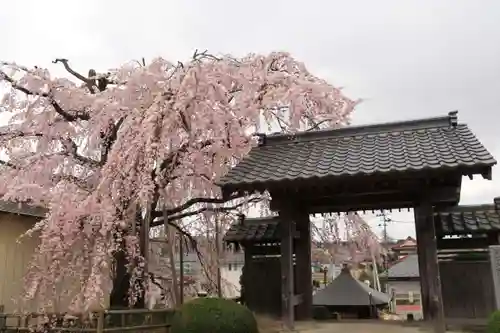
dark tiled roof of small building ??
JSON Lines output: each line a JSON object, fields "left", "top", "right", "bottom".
{"left": 435, "top": 198, "right": 500, "bottom": 235}
{"left": 384, "top": 254, "right": 420, "bottom": 279}
{"left": 391, "top": 236, "right": 417, "bottom": 250}
{"left": 313, "top": 267, "right": 391, "bottom": 306}
{"left": 217, "top": 112, "right": 496, "bottom": 191}
{"left": 223, "top": 217, "right": 280, "bottom": 243}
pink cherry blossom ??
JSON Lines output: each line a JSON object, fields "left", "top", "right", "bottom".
{"left": 0, "top": 51, "right": 370, "bottom": 312}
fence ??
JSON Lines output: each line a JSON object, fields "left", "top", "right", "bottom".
{"left": 0, "top": 308, "right": 174, "bottom": 333}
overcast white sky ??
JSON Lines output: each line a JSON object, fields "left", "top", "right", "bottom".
{"left": 2, "top": 0, "right": 499, "bottom": 239}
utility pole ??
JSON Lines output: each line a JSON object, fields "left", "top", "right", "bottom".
{"left": 377, "top": 210, "right": 392, "bottom": 271}
{"left": 371, "top": 253, "right": 381, "bottom": 291}
{"left": 377, "top": 210, "right": 392, "bottom": 244}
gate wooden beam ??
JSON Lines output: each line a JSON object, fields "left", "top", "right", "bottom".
{"left": 437, "top": 237, "right": 490, "bottom": 250}
{"left": 415, "top": 207, "right": 430, "bottom": 320}
{"left": 279, "top": 207, "right": 295, "bottom": 330}
{"left": 416, "top": 201, "right": 446, "bottom": 333}
{"left": 294, "top": 211, "right": 312, "bottom": 320}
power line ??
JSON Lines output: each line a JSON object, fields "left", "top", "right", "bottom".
{"left": 390, "top": 219, "right": 414, "bottom": 224}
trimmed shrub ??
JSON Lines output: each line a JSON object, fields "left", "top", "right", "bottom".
{"left": 170, "top": 297, "right": 258, "bottom": 333}
{"left": 487, "top": 311, "right": 500, "bottom": 333}
{"left": 312, "top": 305, "right": 332, "bottom": 320}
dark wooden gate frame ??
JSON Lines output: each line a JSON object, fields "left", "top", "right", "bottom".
{"left": 217, "top": 111, "right": 497, "bottom": 333}
{"left": 224, "top": 216, "right": 298, "bottom": 318}
{"left": 434, "top": 199, "right": 500, "bottom": 321}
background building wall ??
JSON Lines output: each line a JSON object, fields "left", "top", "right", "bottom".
{"left": 386, "top": 280, "right": 422, "bottom": 320}
{"left": 0, "top": 214, "right": 39, "bottom": 313}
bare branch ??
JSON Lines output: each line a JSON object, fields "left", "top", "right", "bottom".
{"left": 157, "top": 139, "right": 214, "bottom": 172}
{"left": 52, "top": 59, "right": 115, "bottom": 93}
{"left": 0, "top": 70, "right": 90, "bottom": 122}
{"left": 306, "top": 119, "right": 330, "bottom": 131}
{"left": 52, "top": 59, "right": 89, "bottom": 83}
{"left": 0, "top": 130, "right": 44, "bottom": 139}
{"left": 60, "top": 137, "right": 102, "bottom": 168}
{"left": 0, "top": 158, "right": 17, "bottom": 169}
{"left": 152, "top": 196, "right": 262, "bottom": 226}
{"left": 51, "top": 174, "right": 93, "bottom": 192}
{"left": 100, "top": 117, "right": 125, "bottom": 165}
{"left": 53, "top": 59, "right": 97, "bottom": 94}
{"left": 152, "top": 192, "right": 245, "bottom": 220}
{"left": 0, "top": 129, "right": 101, "bottom": 169}
{"left": 148, "top": 272, "right": 166, "bottom": 293}
{"left": 165, "top": 220, "right": 219, "bottom": 292}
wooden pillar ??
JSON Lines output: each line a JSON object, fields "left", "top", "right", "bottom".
{"left": 415, "top": 202, "right": 446, "bottom": 333}
{"left": 488, "top": 232, "right": 500, "bottom": 245}
{"left": 240, "top": 245, "right": 252, "bottom": 306}
{"left": 415, "top": 208, "right": 430, "bottom": 320}
{"left": 279, "top": 208, "right": 295, "bottom": 330}
{"left": 295, "top": 211, "right": 312, "bottom": 320}
{"left": 490, "top": 200, "right": 500, "bottom": 310}
{"left": 489, "top": 245, "right": 500, "bottom": 310}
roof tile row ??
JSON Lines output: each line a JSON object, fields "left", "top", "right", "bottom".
{"left": 436, "top": 201, "right": 500, "bottom": 235}
{"left": 218, "top": 112, "right": 496, "bottom": 189}
{"left": 223, "top": 217, "right": 280, "bottom": 243}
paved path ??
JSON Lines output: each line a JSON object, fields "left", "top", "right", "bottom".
{"left": 264, "top": 321, "right": 468, "bottom": 333}
{"left": 299, "top": 322, "right": 423, "bottom": 333}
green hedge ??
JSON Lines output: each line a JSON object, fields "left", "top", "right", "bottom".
{"left": 487, "top": 311, "right": 500, "bottom": 333}
{"left": 170, "top": 297, "right": 258, "bottom": 333}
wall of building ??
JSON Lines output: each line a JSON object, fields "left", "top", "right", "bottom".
{"left": 173, "top": 250, "right": 245, "bottom": 298}
{"left": 0, "top": 213, "right": 110, "bottom": 313}
{"left": 0, "top": 213, "right": 40, "bottom": 313}
{"left": 386, "top": 280, "right": 423, "bottom": 320}
{"left": 220, "top": 262, "right": 242, "bottom": 298}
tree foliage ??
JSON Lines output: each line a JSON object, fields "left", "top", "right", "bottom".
{"left": 0, "top": 51, "right": 358, "bottom": 312}
{"left": 488, "top": 310, "right": 500, "bottom": 333}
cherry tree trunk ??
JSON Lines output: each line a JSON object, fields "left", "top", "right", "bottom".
{"left": 110, "top": 212, "right": 146, "bottom": 309}
{"left": 110, "top": 250, "right": 132, "bottom": 308}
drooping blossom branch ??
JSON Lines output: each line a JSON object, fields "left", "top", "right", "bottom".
{"left": 311, "top": 213, "right": 383, "bottom": 265}
{"left": 0, "top": 51, "right": 359, "bottom": 312}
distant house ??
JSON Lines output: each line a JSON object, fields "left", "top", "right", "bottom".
{"left": 382, "top": 254, "right": 422, "bottom": 320}
{"left": 219, "top": 251, "right": 245, "bottom": 297}
{"left": 167, "top": 249, "right": 245, "bottom": 298}
{"left": 0, "top": 201, "right": 46, "bottom": 313}
{"left": 390, "top": 237, "right": 417, "bottom": 259}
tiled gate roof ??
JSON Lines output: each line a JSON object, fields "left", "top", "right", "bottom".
{"left": 435, "top": 197, "right": 500, "bottom": 235}
{"left": 223, "top": 217, "right": 281, "bottom": 243}
{"left": 217, "top": 112, "right": 496, "bottom": 192}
